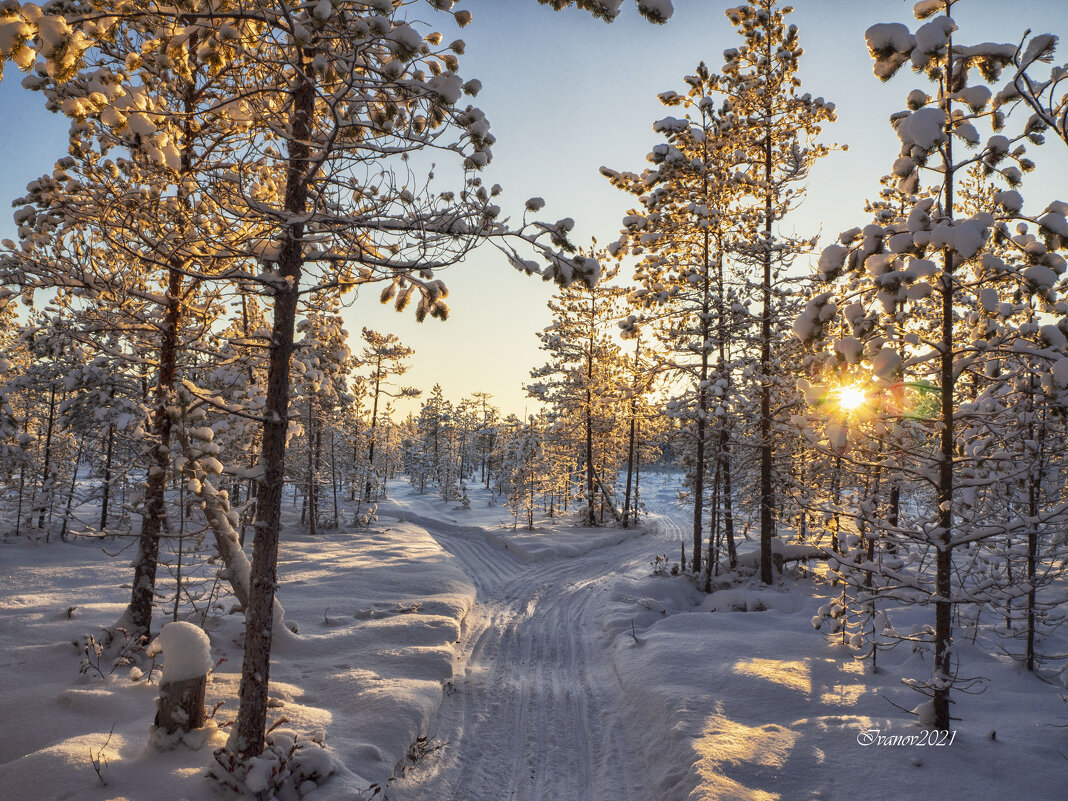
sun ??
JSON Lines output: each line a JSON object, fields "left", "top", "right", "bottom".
{"left": 836, "top": 383, "right": 867, "bottom": 412}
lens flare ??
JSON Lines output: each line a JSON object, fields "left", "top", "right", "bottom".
{"left": 836, "top": 384, "right": 867, "bottom": 412}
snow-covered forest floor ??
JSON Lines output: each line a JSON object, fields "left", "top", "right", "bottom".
{"left": 2, "top": 474, "right": 1066, "bottom": 800}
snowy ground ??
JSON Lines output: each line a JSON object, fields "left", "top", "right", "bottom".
{"left": 2, "top": 475, "right": 1066, "bottom": 800}
{"left": 0, "top": 498, "right": 476, "bottom": 800}
{"left": 602, "top": 510, "right": 1068, "bottom": 801}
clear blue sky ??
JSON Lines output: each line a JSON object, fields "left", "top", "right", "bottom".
{"left": 3, "top": 0, "right": 1067, "bottom": 415}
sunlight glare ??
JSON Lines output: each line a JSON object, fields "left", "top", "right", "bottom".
{"left": 836, "top": 384, "right": 867, "bottom": 413}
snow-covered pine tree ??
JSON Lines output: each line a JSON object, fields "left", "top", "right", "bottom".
{"left": 508, "top": 415, "right": 546, "bottom": 530}
{"left": 0, "top": 0, "right": 249, "bottom": 637}
{"left": 604, "top": 61, "right": 744, "bottom": 575}
{"left": 292, "top": 292, "right": 351, "bottom": 535}
{"left": 346, "top": 373, "right": 371, "bottom": 504}
{"left": 452, "top": 397, "right": 479, "bottom": 490}
{"left": 414, "top": 384, "right": 449, "bottom": 495}
{"left": 798, "top": 0, "right": 1068, "bottom": 730}
{"left": 372, "top": 400, "right": 406, "bottom": 488}
{"left": 728, "top": 285, "right": 813, "bottom": 577}
{"left": 527, "top": 258, "right": 628, "bottom": 525}
{"left": 0, "top": 292, "right": 26, "bottom": 511}
{"left": 203, "top": 2, "right": 600, "bottom": 757}
{"left": 796, "top": 174, "right": 933, "bottom": 671}
{"left": 486, "top": 413, "right": 519, "bottom": 500}
{"left": 469, "top": 391, "right": 499, "bottom": 489}
{"left": 948, "top": 169, "right": 1068, "bottom": 674}
{"left": 356, "top": 328, "right": 418, "bottom": 503}
{"left": 620, "top": 333, "right": 644, "bottom": 528}
{"left": 437, "top": 410, "right": 462, "bottom": 504}
{"left": 721, "top": 0, "right": 837, "bottom": 584}
{"left": 198, "top": 291, "right": 273, "bottom": 544}
{"left": 11, "top": 320, "right": 73, "bottom": 538}
{"left": 970, "top": 347, "right": 1068, "bottom": 673}
{"left": 619, "top": 333, "right": 667, "bottom": 529}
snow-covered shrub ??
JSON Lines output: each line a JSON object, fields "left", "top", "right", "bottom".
{"left": 209, "top": 730, "right": 337, "bottom": 800}
{"left": 357, "top": 503, "right": 378, "bottom": 530}
{"left": 651, "top": 553, "right": 670, "bottom": 576}
{"left": 77, "top": 627, "right": 149, "bottom": 679}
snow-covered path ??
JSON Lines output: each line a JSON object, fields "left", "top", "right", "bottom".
{"left": 385, "top": 510, "right": 663, "bottom": 801}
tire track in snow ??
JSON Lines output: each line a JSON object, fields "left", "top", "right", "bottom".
{"left": 390, "top": 525, "right": 664, "bottom": 801}
{"left": 387, "top": 509, "right": 524, "bottom": 593}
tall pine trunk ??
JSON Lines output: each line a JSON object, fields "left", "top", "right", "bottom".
{"left": 759, "top": 121, "right": 775, "bottom": 585}
{"left": 723, "top": 431, "right": 736, "bottom": 569}
{"left": 100, "top": 417, "right": 114, "bottom": 530}
{"left": 716, "top": 247, "right": 736, "bottom": 570}
{"left": 692, "top": 226, "right": 712, "bottom": 574}
{"left": 623, "top": 337, "right": 641, "bottom": 528}
{"left": 331, "top": 431, "right": 339, "bottom": 528}
{"left": 932, "top": 44, "right": 957, "bottom": 731}
{"left": 585, "top": 306, "right": 596, "bottom": 526}
{"left": 59, "top": 439, "right": 82, "bottom": 542}
{"left": 1025, "top": 373, "right": 1041, "bottom": 672}
{"left": 235, "top": 46, "right": 313, "bottom": 759}
{"left": 36, "top": 383, "right": 56, "bottom": 529}
{"left": 365, "top": 367, "right": 381, "bottom": 502}
{"left": 125, "top": 52, "right": 198, "bottom": 638}
{"left": 127, "top": 253, "right": 183, "bottom": 638}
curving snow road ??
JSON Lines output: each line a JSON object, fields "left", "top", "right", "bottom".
{"left": 386, "top": 508, "right": 675, "bottom": 801}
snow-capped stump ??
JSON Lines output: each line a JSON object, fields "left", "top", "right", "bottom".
{"left": 146, "top": 621, "right": 212, "bottom": 734}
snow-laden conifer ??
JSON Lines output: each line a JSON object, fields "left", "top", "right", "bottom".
{"left": 800, "top": 0, "right": 1068, "bottom": 730}
{"left": 355, "top": 328, "right": 418, "bottom": 504}
{"left": 527, "top": 259, "right": 629, "bottom": 526}
{"left": 721, "top": 0, "right": 837, "bottom": 584}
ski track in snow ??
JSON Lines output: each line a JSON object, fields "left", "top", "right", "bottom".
{"left": 387, "top": 504, "right": 678, "bottom": 801}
